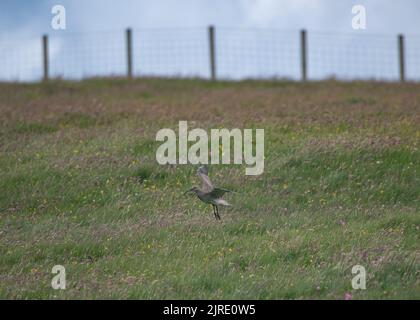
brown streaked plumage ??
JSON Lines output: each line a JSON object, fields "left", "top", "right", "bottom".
{"left": 184, "top": 165, "right": 232, "bottom": 220}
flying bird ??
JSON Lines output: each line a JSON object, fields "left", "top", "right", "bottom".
{"left": 184, "top": 165, "right": 232, "bottom": 220}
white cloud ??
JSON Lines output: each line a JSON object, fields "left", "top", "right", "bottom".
{"left": 240, "top": 0, "right": 324, "bottom": 27}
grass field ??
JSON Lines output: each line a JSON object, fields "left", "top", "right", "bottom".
{"left": 0, "top": 78, "right": 419, "bottom": 299}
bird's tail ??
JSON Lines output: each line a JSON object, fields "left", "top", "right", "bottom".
{"left": 215, "top": 199, "right": 230, "bottom": 206}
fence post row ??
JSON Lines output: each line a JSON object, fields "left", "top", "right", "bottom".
{"left": 300, "top": 29, "right": 307, "bottom": 82}
{"left": 398, "top": 34, "right": 405, "bottom": 83}
{"left": 208, "top": 25, "right": 216, "bottom": 81}
{"left": 126, "top": 28, "right": 133, "bottom": 79}
{"left": 42, "top": 34, "right": 49, "bottom": 81}
{"left": 38, "top": 28, "right": 410, "bottom": 83}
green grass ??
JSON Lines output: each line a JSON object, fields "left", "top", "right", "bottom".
{"left": 0, "top": 78, "right": 419, "bottom": 299}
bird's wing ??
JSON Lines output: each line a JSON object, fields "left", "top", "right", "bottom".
{"left": 197, "top": 165, "right": 213, "bottom": 193}
{"left": 209, "top": 187, "right": 232, "bottom": 198}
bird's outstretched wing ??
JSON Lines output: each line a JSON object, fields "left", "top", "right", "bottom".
{"left": 197, "top": 165, "right": 213, "bottom": 193}
{"left": 209, "top": 187, "right": 232, "bottom": 198}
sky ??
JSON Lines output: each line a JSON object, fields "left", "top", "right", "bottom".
{"left": 1, "top": 0, "right": 420, "bottom": 81}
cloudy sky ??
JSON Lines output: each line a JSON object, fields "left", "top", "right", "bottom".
{"left": 1, "top": 0, "right": 419, "bottom": 81}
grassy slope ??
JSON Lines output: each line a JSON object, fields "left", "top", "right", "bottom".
{"left": 0, "top": 78, "right": 418, "bottom": 299}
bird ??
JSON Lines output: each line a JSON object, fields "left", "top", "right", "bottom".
{"left": 184, "top": 165, "right": 232, "bottom": 220}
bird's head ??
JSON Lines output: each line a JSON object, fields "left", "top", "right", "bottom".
{"left": 197, "top": 165, "right": 208, "bottom": 175}
{"left": 184, "top": 186, "right": 199, "bottom": 195}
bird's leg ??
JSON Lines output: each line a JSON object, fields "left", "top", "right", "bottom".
{"left": 212, "top": 204, "right": 218, "bottom": 219}
{"left": 215, "top": 205, "right": 221, "bottom": 220}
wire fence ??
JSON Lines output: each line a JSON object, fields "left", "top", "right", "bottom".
{"left": 1, "top": 26, "right": 419, "bottom": 82}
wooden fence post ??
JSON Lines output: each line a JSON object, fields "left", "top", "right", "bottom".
{"left": 398, "top": 34, "right": 405, "bottom": 82}
{"left": 300, "top": 29, "right": 307, "bottom": 82}
{"left": 126, "top": 28, "right": 133, "bottom": 79}
{"left": 42, "top": 35, "right": 49, "bottom": 81}
{"left": 208, "top": 25, "right": 216, "bottom": 81}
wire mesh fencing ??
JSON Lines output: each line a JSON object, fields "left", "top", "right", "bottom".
{"left": 1, "top": 27, "right": 419, "bottom": 82}
{"left": 308, "top": 32, "right": 400, "bottom": 81}
{"left": 0, "top": 35, "right": 44, "bottom": 81}
{"left": 49, "top": 30, "right": 126, "bottom": 79}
